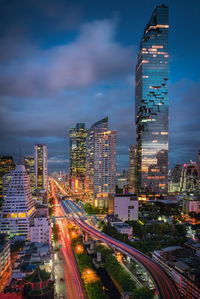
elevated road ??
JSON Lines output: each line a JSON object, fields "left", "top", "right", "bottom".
{"left": 73, "top": 216, "right": 180, "bottom": 299}
{"left": 53, "top": 180, "right": 180, "bottom": 299}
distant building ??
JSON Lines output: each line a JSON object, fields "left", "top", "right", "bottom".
{"left": 180, "top": 162, "right": 199, "bottom": 193}
{"left": 0, "top": 164, "right": 36, "bottom": 237}
{"left": 29, "top": 216, "right": 51, "bottom": 244}
{"left": 0, "top": 235, "right": 10, "bottom": 280}
{"left": 108, "top": 194, "right": 138, "bottom": 221}
{"left": 182, "top": 195, "right": 200, "bottom": 214}
{"left": 24, "top": 155, "right": 35, "bottom": 192}
{"left": 69, "top": 123, "right": 87, "bottom": 193}
{"left": 168, "top": 164, "right": 182, "bottom": 193}
{"left": 0, "top": 156, "right": 15, "bottom": 203}
{"left": 129, "top": 145, "right": 137, "bottom": 193}
{"left": 34, "top": 144, "right": 48, "bottom": 192}
{"left": 135, "top": 5, "right": 169, "bottom": 196}
{"left": 86, "top": 117, "right": 116, "bottom": 202}
{"left": 117, "top": 178, "right": 128, "bottom": 189}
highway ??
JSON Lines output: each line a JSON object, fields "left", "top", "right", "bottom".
{"left": 60, "top": 199, "right": 180, "bottom": 299}
{"left": 50, "top": 179, "right": 86, "bottom": 299}
{"left": 51, "top": 179, "right": 180, "bottom": 299}
{"left": 73, "top": 216, "right": 180, "bottom": 299}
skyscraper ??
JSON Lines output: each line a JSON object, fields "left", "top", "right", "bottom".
{"left": 69, "top": 123, "right": 87, "bottom": 193}
{"left": 0, "top": 164, "right": 36, "bottom": 237}
{"left": 0, "top": 156, "right": 15, "bottom": 203}
{"left": 135, "top": 5, "right": 169, "bottom": 196}
{"left": 129, "top": 145, "right": 137, "bottom": 193}
{"left": 24, "top": 156, "right": 35, "bottom": 192}
{"left": 86, "top": 117, "right": 116, "bottom": 202}
{"left": 34, "top": 144, "right": 48, "bottom": 191}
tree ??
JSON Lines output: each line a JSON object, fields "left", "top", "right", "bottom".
{"left": 132, "top": 287, "right": 154, "bottom": 299}
{"left": 175, "top": 224, "right": 186, "bottom": 237}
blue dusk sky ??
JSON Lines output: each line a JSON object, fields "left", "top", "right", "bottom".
{"left": 0, "top": 0, "right": 200, "bottom": 172}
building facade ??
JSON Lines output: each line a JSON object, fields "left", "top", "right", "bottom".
{"left": 135, "top": 5, "right": 169, "bottom": 196}
{"left": 34, "top": 144, "right": 48, "bottom": 192}
{"left": 108, "top": 194, "right": 138, "bottom": 221}
{"left": 69, "top": 123, "right": 87, "bottom": 193}
{"left": 86, "top": 117, "right": 116, "bottom": 201}
{"left": 0, "top": 156, "right": 15, "bottom": 203}
{"left": 0, "top": 164, "right": 36, "bottom": 237}
{"left": 24, "top": 156, "right": 35, "bottom": 192}
{"left": 129, "top": 145, "right": 137, "bottom": 193}
{"left": 29, "top": 216, "right": 51, "bottom": 244}
{"left": 180, "top": 162, "right": 199, "bottom": 193}
{"left": 0, "top": 237, "right": 10, "bottom": 279}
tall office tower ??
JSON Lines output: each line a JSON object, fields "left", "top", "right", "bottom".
{"left": 0, "top": 156, "right": 15, "bottom": 203}
{"left": 34, "top": 145, "right": 48, "bottom": 192}
{"left": 129, "top": 145, "right": 137, "bottom": 193}
{"left": 69, "top": 123, "right": 87, "bottom": 193}
{"left": 0, "top": 164, "right": 36, "bottom": 237}
{"left": 24, "top": 156, "right": 35, "bottom": 192}
{"left": 86, "top": 117, "right": 116, "bottom": 200}
{"left": 135, "top": 5, "right": 169, "bottom": 196}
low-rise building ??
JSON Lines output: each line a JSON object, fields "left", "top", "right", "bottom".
{"left": 182, "top": 194, "right": 200, "bottom": 214}
{"left": 107, "top": 215, "right": 133, "bottom": 238}
{"left": 12, "top": 242, "right": 52, "bottom": 280}
{"left": 152, "top": 246, "right": 200, "bottom": 299}
{"left": 108, "top": 194, "right": 138, "bottom": 221}
{"left": 29, "top": 216, "right": 51, "bottom": 244}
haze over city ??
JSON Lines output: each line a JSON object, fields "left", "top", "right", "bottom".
{"left": 0, "top": 0, "right": 200, "bottom": 172}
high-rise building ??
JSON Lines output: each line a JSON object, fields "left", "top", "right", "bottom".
{"left": 0, "top": 164, "right": 36, "bottom": 237}
{"left": 135, "top": 5, "right": 169, "bottom": 196}
{"left": 69, "top": 123, "right": 87, "bottom": 193}
{"left": 0, "top": 156, "right": 15, "bottom": 203}
{"left": 24, "top": 156, "right": 35, "bottom": 192}
{"left": 129, "top": 145, "right": 137, "bottom": 193}
{"left": 180, "top": 162, "right": 199, "bottom": 193}
{"left": 86, "top": 117, "right": 116, "bottom": 202}
{"left": 34, "top": 145, "right": 48, "bottom": 191}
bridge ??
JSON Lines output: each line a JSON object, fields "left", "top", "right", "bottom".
{"left": 60, "top": 199, "right": 180, "bottom": 299}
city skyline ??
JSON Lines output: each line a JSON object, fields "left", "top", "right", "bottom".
{"left": 0, "top": 0, "right": 200, "bottom": 173}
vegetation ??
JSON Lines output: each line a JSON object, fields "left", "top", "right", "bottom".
{"left": 52, "top": 223, "right": 59, "bottom": 243}
{"left": 72, "top": 237, "right": 108, "bottom": 299}
{"left": 84, "top": 203, "right": 107, "bottom": 215}
{"left": 97, "top": 245, "right": 135, "bottom": 292}
{"left": 102, "top": 221, "right": 187, "bottom": 256}
{"left": 131, "top": 287, "right": 154, "bottom": 299}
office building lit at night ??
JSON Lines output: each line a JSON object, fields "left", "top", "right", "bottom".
{"left": 34, "top": 144, "right": 48, "bottom": 192}
{"left": 24, "top": 155, "right": 35, "bottom": 192}
{"left": 69, "top": 123, "right": 87, "bottom": 193}
{"left": 86, "top": 117, "right": 116, "bottom": 206}
{"left": 0, "top": 164, "right": 36, "bottom": 237}
{"left": 135, "top": 4, "right": 169, "bottom": 197}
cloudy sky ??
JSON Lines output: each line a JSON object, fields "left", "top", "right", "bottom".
{"left": 0, "top": 0, "right": 200, "bottom": 172}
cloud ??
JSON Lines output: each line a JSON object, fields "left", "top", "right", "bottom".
{"left": 0, "top": 19, "right": 135, "bottom": 97}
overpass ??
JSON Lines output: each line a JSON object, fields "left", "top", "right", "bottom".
{"left": 60, "top": 200, "right": 180, "bottom": 299}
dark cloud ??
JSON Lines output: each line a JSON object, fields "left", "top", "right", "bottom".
{"left": 0, "top": 19, "right": 135, "bottom": 97}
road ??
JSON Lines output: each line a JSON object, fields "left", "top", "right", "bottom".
{"left": 51, "top": 180, "right": 86, "bottom": 299}
{"left": 73, "top": 216, "right": 180, "bottom": 299}
{"left": 51, "top": 178, "right": 180, "bottom": 299}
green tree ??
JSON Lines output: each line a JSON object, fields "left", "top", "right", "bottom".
{"left": 132, "top": 287, "right": 154, "bottom": 299}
